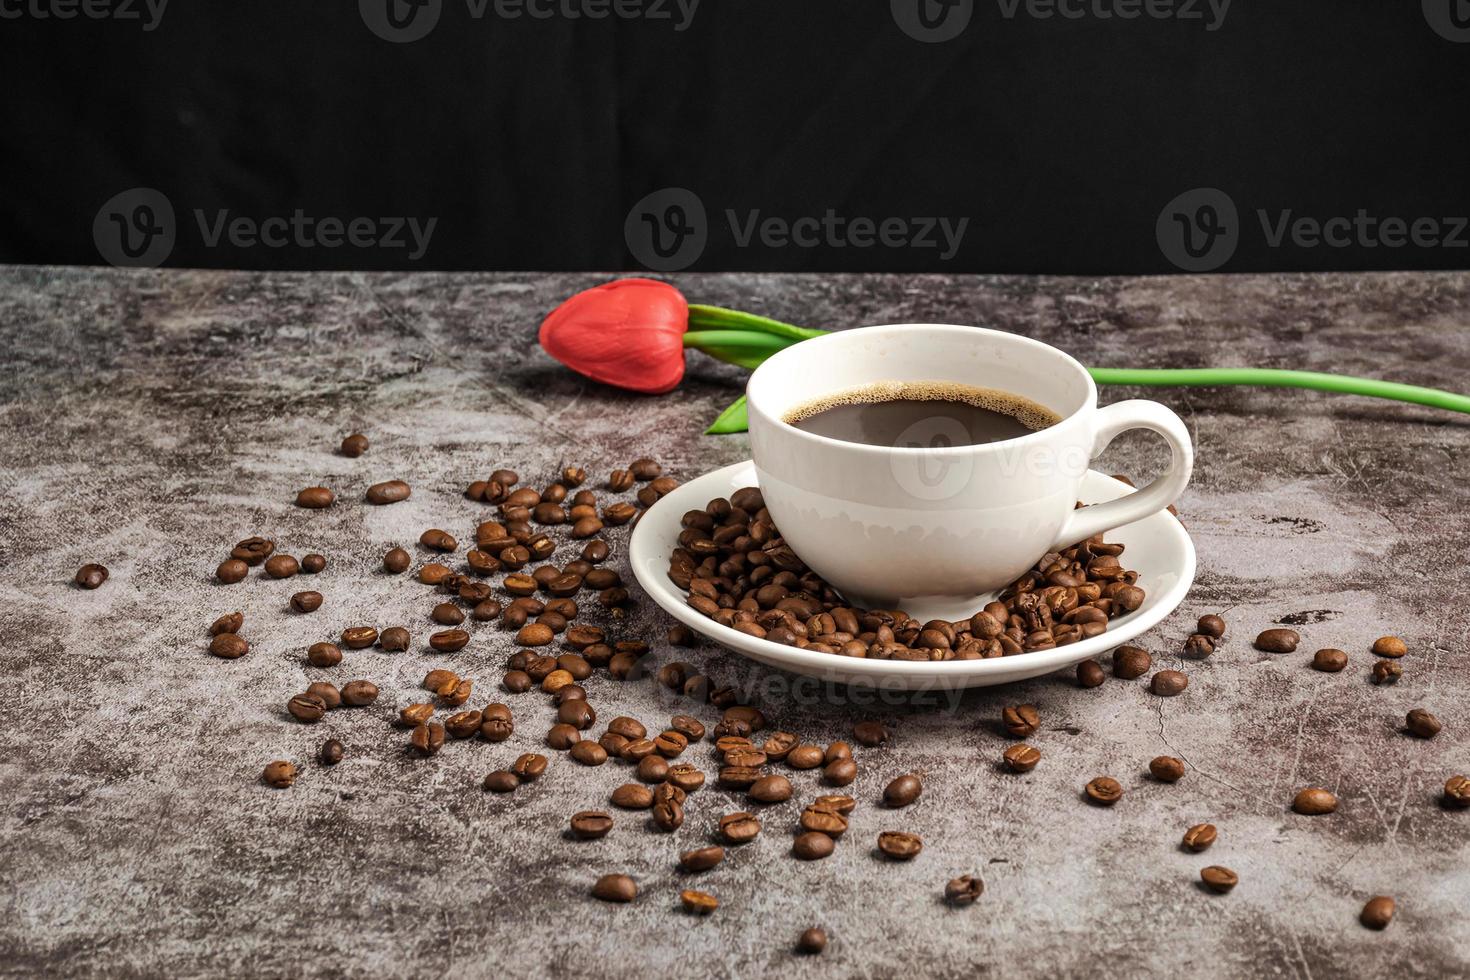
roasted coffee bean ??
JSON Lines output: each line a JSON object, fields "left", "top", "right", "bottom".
{"left": 482, "top": 770, "right": 519, "bottom": 793}
{"left": 629, "top": 457, "right": 662, "bottom": 480}
{"left": 490, "top": 468, "right": 519, "bottom": 488}
{"left": 516, "top": 623, "right": 554, "bottom": 647}
{"left": 666, "top": 763, "right": 706, "bottom": 793}
{"left": 852, "top": 721, "right": 889, "bottom": 746}
{"left": 216, "top": 559, "right": 249, "bottom": 584}
{"left": 1371, "top": 660, "right": 1402, "bottom": 684}
{"left": 1371, "top": 635, "right": 1407, "bottom": 658}
{"left": 264, "top": 554, "right": 299, "bottom": 579}
{"left": 815, "top": 794, "right": 859, "bottom": 815}
{"left": 318, "top": 739, "right": 344, "bottom": 765}
{"left": 502, "top": 670, "right": 532, "bottom": 693}
{"left": 482, "top": 703, "right": 512, "bottom": 723}
{"left": 419, "top": 528, "right": 457, "bottom": 552}
{"left": 445, "top": 710, "right": 483, "bottom": 739}
{"left": 570, "top": 741, "right": 608, "bottom": 766}
{"left": 635, "top": 755, "right": 670, "bottom": 783}
{"left": 210, "top": 633, "right": 250, "bottom": 659}
{"left": 1182, "top": 823, "right": 1217, "bottom": 852}
{"left": 541, "top": 669, "right": 575, "bottom": 694}
{"left": 749, "top": 775, "right": 793, "bottom": 803}
{"left": 712, "top": 717, "right": 751, "bottom": 740}
{"left": 945, "top": 875, "right": 984, "bottom": 905}
{"left": 1200, "top": 866, "right": 1238, "bottom": 894}
{"left": 797, "top": 928, "right": 827, "bottom": 955}
{"left": 305, "top": 641, "right": 339, "bottom": 667}
{"left": 476, "top": 715, "right": 511, "bottom": 741}
{"left": 262, "top": 760, "right": 296, "bottom": 788}
{"left": 651, "top": 797, "right": 685, "bottom": 831}
{"left": 546, "top": 723, "right": 581, "bottom": 750}
{"left": 606, "top": 716, "right": 647, "bottom": 740}
{"left": 365, "top": 480, "right": 411, "bottom": 505}
{"left": 1077, "top": 660, "right": 1105, "bottom": 688}
{"left": 611, "top": 783, "right": 655, "bottom": 809}
{"left": 383, "top": 547, "right": 410, "bottom": 574}
{"left": 785, "top": 745, "right": 824, "bottom": 770}
{"left": 339, "top": 432, "right": 368, "bottom": 457}
{"left": 1182, "top": 634, "right": 1215, "bottom": 659}
{"left": 1360, "top": 896, "right": 1394, "bottom": 930}
{"left": 680, "top": 889, "right": 718, "bottom": 915}
{"left": 1112, "top": 645, "right": 1151, "bottom": 678}
{"left": 419, "top": 563, "right": 453, "bottom": 585}
{"left": 571, "top": 811, "right": 615, "bottom": 840}
{"left": 603, "top": 502, "right": 637, "bottom": 525}
{"left": 231, "top": 537, "right": 276, "bottom": 568}
{"left": 715, "top": 735, "right": 753, "bottom": 754}
{"left": 670, "top": 715, "right": 705, "bottom": 742}
{"left": 1311, "top": 648, "right": 1347, "bottom": 672}
{"left": 373, "top": 626, "right": 408, "bottom": 652}
{"left": 557, "top": 700, "right": 596, "bottom": 730}
{"left": 1003, "top": 744, "right": 1041, "bottom": 773}
{"left": 306, "top": 682, "right": 341, "bottom": 709}
{"left": 607, "top": 469, "right": 635, "bottom": 492}
{"left": 290, "top": 591, "right": 323, "bottom": 614}
{"left": 652, "top": 782, "right": 686, "bottom": 808}
{"left": 618, "top": 738, "right": 655, "bottom": 762}
{"left": 341, "top": 680, "right": 379, "bottom": 706}
{"left": 1254, "top": 628, "right": 1300, "bottom": 653}
{"left": 209, "top": 611, "right": 244, "bottom": 635}
{"left": 1292, "top": 786, "right": 1338, "bottom": 815}
{"left": 1150, "top": 756, "right": 1186, "bottom": 782}
{"left": 877, "top": 830, "right": 923, "bottom": 860}
{"left": 719, "top": 811, "right": 761, "bottom": 844}
{"left": 792, "top": 831, "right": 835, "bottom": 860}
{"left": 723, "top": 705, "right": 766, "bottom": 731}
{"left": 823, "top": 758, "right": 858, "bottom": 786}
{"left": 719, "top": 766, "right": 762, "bottom": 790}
{"left": 591, "top": 872, "right": 635, "bottom": 901}
{"left": 410, "top": 722, "right": 446, "bottom": 756}
{"left": 1406, "top": 708, "right": 1441, "bottom": 739}
{"left": 301, "top": 553, "right": 326, "bottom": 574}
{"left": 654, "top": 730, "right": 689, "bottom": 758}
{"left": 1151, "top": 670, "right": 1188, "bottom": 697}
{"left": 296, "top": 486, "right": 335, "bottom": 509}
{"left": 1085, "top": 776, "right": 1123, "bottom": 806}
{"left": 340, "top": 626, "right": 377, "bottom": 649}
{"left": 74, "top": 563, "right": 108, "bottom": 589}
{"left": 1002, "top": 704, "right": 1040, "bottom": 737}
{"left": 507, "top": 753, "right": 546, "bottom": 781}
{"left": 759, "top": 731, "right": 797, "bottom": 762}
{"left": 423, "top": 668, "right": 458, "bottom": 691}
{"left": 800, "top": 807, "right": 849, "bottom": 836}
{"left": 430, "top": 629, "right": 470, "bottom": 652}
{"left": 884, "top": 774, "right": 922, "bottom": 807}
{"left": 1445, "top": 775, "right": 1470, "bottom": 808}
{"left": 470, "top": 598, "right": 503, "bottom": 622}
{"left": 288, "top": 693, "right": 327, "bottom": 723}
{"left": 399, "top": 703, "right": 435, "bottom": 728}
{"left": 681, "top": 846, "right": 725, "bottom": 872}
{"left": 1197, "top": 614, "right": 1226, "bottom": 638}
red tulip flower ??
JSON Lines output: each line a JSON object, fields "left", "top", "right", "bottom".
{"left": 538, "top": 278, "right": 690, "bottom": 394}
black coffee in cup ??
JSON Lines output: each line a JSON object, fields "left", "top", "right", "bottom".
{"left": 784, "top": 381, "right": 1059, "bottom": 448}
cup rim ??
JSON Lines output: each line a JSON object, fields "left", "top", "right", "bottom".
{"left": 745, "top": 323, "right": 1097, "bottom": 457}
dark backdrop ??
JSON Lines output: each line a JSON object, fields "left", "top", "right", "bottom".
{"left": 1, "top": 0, "right": 1468, "bottom": 273}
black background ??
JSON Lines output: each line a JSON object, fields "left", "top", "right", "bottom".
{"left": 1, "top": 0, "right": 1468, "bottom": 273}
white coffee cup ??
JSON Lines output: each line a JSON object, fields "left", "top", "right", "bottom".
{"left": 746, "top": 324, "right": 1192, "bottom": 617}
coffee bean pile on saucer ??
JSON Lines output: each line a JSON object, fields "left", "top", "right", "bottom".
{"left": 668, "top": 488, "right": 1145, "bottom": 660}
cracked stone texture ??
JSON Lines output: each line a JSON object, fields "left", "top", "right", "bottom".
{"left": 2, "top": 267, "right": 1468, "bottom": 979}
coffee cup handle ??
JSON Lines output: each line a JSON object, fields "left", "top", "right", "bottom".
{"left": 1047, "top": 399, "right": 1193, "bottom": 551}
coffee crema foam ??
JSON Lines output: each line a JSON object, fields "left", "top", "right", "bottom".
{"left": 782, "top": 381, "right": 1061, "bottom": 432}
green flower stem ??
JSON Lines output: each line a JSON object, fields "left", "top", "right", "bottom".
{"left": 683, "top": 329, "right": 793, "bottom": 369}
{"left": 1087, "top": 367, "right": 1470, "bottom": 415}
{"left": 687, "top": 304, "right": 829, "bottom": 342}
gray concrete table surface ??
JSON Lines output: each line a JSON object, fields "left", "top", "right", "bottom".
{"left": 1, "top": 267, "right": 1468, "bottom": 979}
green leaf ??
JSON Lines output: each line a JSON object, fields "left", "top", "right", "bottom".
{"left": 705, "top": 394, "right": 749, "bottom": 434}
{"left": 688, "top": 304, "right": 829, "bottom": 342}
{"left": 683, "top": 330, "right": 791, "bottom": 369}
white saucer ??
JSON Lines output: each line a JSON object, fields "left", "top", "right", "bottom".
{"left": 629, "top": 461, "right": 1195, "bottom": 690}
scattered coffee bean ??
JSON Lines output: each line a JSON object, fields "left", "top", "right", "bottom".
{"left": 1151, "top": 670, "right": 1188, "bottom": 697}
{"left": 1371, "top": 635, "right": 1407, "bottom": 658}
{"left": 719, "top": 811, "right": 761, "bottom": 844}
{"left": 209, "top": 633, "right": 249, "bottom": 659}
{"left": 629, "top": 457, "right": 661, "bottom": 480}
{"left": 290, "top": 591, "right": 323, "bottom": 614}
{"left": 483, "top": 770, "right": 519, "bottom": 793}
{"left": 423, "top": 669, "right": 457, "bottom": 691}
{"left": 651, "top": 797, "right": 685, "bottom": 831}
{"left": 301, "top": 553, "right": 326, "bottom": 574}
{"left": 1002, "top": 704, "right": 1040, "bottom": 737}
{"left": 1149, "top": 756, "right": 1186, "bottom": 782}
{"left": 264, "top": 554, "right": 300, "bottom": 579}
{"left": 1182, "top": 823, "right": 1216, "bottom": 852}
{"left": 681, "top": 846, "right": 725, "bottom": 872}
{"left": 1197, "top": 614, "right": 1226, "bottom": 638}
{"left": 230, "top": 537, "right": 274, "bottom": 565}
{"left": 419, "top": 528, "right": 457, "bottom": 552}
{"left": 512, "top": 753, "right": 548, "bottom": 781}
{"left": 306, "top": 642, "right": 341, "bottom": 667}
{"left": 410, "top": 722, "right": 446, "bottom": 756}
{"left": 1077, "top": 660, "right": 1105, "bottom": 688}
{"left": 306, "top": 682, "right": 341, "bottom": 709}
{"left": 797, "top": 927, "right": 827, "bottom": 955}
{"left": 430, "top": 629, "right": 470, "bottom": 652}
{"left": 1182, "top": 634, "right": 1215, "bottom": 659}
{"left": 800, "top": 807, "right": 849, "bottom": 836}
{"left": 635, "top": 755, "right": 670, "bottom": 783}
{"left": 1360, "top": 896, "right": 1394, "bottom": 930}
{"left": 945, "top": 875, "right": 984, "bottom": 905}
{"left": 680, "top": 889, "right": 718, "bottom": 915}
{"left": 365, "top": 480, "right": 411, "bottom": 505}
{"left": 216, "top": 559, "right": 249, "bottom": 584}
{"left": 341, "top": 680, "right": 379, "bottom": 706}
{"left": 340, "top": 433, "right": 368, "bottom": 457}
{"left": 502, "top": 670, "right": 532, "bottom": 693}
{"left": 209, "top": 611, "right": 243, "bottom": 635}
{"left": 1442, "top": 775, "right": 1470, "bottom": 808}
{"left": 823, "top": 758, "right": 858, "bottom": 786}
{"left": 749, "top": 775, "right": 794, "bottom": 804}
{"left": 262, "top": 760, "right": 296, "bottom": 788}
{"left": 74, "top": 563, "right": 108, "bottom": 589}
{"left": 379, "top": 626, "right": 410, "bottom": 652}
{"left": 1085, "top": 776, "right": 1123, "bottom": 806}
{"left": 607, "top": 469, "right": 635, "bottom": 492}
{"left": 667, "top": 764, "right": 706, "bottom": 793}
{"left": 1254, "top": 628, "right": 1299, "bottom": 653}
{"left": 295, "top": 486, "right": 335, "bottom": 509}
{"left": 1371, "top": 660, "right": 1402, "bottom": 684}
{"left": 490, "top": 469, "right": 519, "bottom": 488}
{"left": 570, "top": 741, "right": 608, "bottom": 766}
{"left": 884, "top": 774, "right": 922, "bottom": 807}
{"left": 1200, "top": 866, "right": 1238, "bottom": 894}
{"left": 877, "top": 830, "right": 923, "bottom": 860}
{"left": 383, "top": 547, "right": 410, "bottom": 574}
{"left": 1113, "top": 646, "right": 1151, "bottom": 679}
{"left": 1292, "top": 786, "right": 1338, "bottom": 815}
{"left": 1406, "top": 708, "right": 1441, "bottom": 739}
{"left": 445, "top": 710, "right": 483, "bottom": 739}
{"left": 341, "top": 626, "right": 378, "bottom": 649}
{"left": 1003, "top": 744, "right": 1041, "bottom": 773}
{"left": 1312, "top": 648, "right": 1347, "bottom": 672}
{"left": 611, "top": 784, "right": 655, "bottom": 809}
{"left": 853, "top": 721, "right": 889, "bottom": 746}
{"left": 319, "top": 739, "right": 344, "bottom": 765}
{"left": 786, "top": 831, "right": 832, "bottom": 860}
{"left": 480, "top": 716, "right": 514, "bottom": 742}
{"left": 591, "top": 872, "right": 635, "bottom": 901}
{"left": 288, "top": 693, "right": 327, "bottom": 723}
{"left": 400, "top": 703, "right": 435, "bottom": 728}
